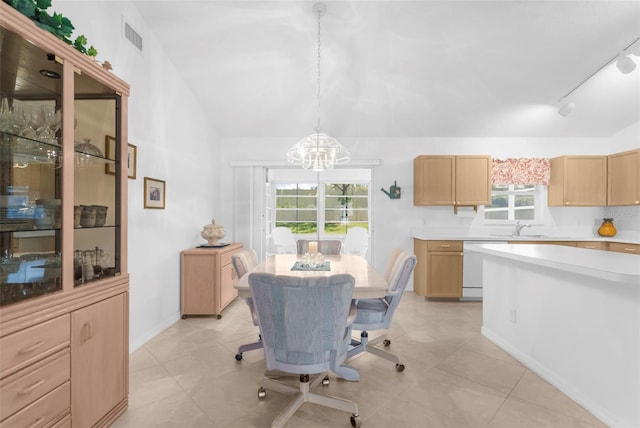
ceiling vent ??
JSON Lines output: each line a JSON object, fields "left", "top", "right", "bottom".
{"left": 123, "top": 21, "right": 143, "bottom": 53}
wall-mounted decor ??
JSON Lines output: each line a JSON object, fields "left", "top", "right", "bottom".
{"left": 105, "top": 135, "right": 137, "bottom": 179}
{"left": 381, "top": 181, "right": 401, "bottom": 199}
{"left": 144, "top": 177, "right": 166, "bottom": 209}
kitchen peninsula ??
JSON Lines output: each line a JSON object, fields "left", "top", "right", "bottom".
{"left": 464, "top": 243, "right": 640, "bottom": 428}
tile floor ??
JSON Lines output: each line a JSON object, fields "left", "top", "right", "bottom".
{"left": 112, "top": 293, "right": 606, "bottom": 428}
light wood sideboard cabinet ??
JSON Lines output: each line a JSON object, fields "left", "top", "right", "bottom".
{"left": 414, "top": 155, "right": 491, "bottom": 208}
{"left": 548, "top": 156, "right": 607, "bottom": 206}
{"left": 181, "top": 244, "right": 243, "bottom": 318}
{"left": 608, "top": 149, "right": 640, "bottom": 206}
{"left": 413, "top": 240, "right": 463, "bottom": 299}
{"left": 1, "top": 4, "right": 130, "bottom": 427}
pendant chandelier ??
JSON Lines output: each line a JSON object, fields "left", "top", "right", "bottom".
{"left": 286, "top": 2, "right": 350, "bottom": 172}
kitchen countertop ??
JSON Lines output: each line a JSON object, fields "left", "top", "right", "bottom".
{"left": 464, "top": 243, "right": 640, "bottom": 282}
{"left": 411, "top": 230, "right": 640, "bottom": 245}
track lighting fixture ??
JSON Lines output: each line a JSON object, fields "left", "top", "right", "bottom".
{"left": 557, "top": 35, "right": 640, "bottom": 117}
{"left": 616, "top": 55, "right": 637, "bottom": 74}
{"left": 557, "top": 100, "right": 576, "bottom": 117}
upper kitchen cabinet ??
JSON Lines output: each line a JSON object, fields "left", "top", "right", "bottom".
{"left": 414, "top": 155, "right": 491, "bottom": 208}
{"left": 548, "top": 156, "right": 607, "bottom": 206}
{"left": 608, "top": 149, "right": 640, "bottom": 206}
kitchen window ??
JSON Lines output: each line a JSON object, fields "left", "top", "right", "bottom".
{"left": 484, "top": 184, "right": 545, "bottom": 223}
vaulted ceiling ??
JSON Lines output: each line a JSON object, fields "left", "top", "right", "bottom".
{"left": 132, "top": 1, "right": 640, "bottom": 139}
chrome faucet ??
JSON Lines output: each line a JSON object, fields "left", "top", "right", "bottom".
{"left": 512, "top": 221, "right": 532, "bottom": 237}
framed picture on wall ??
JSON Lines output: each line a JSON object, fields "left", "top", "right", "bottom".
{"left": 105, "top": 135, "right": 137, "bottom": 179}
{"left": 144, "top": 177, "right": 166, "bottom": 209}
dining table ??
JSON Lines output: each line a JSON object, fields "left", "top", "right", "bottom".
{"left": 234, "top": 254, "right": 388, "bottom": 299}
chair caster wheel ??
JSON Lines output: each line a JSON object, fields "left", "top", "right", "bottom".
{"left": 322, "top": 375, "right": 330, "bottom": 386}
{"left": 235, "top": 353, "right": 243, "bottom": 361}
{"left": 350, "top": 414, "right": 361, "bottom": 427}
{"left": 258, "top": 387, "right": 266, "bottom": 399}
{"left": 383, "top": 339, "right": 391, "bottom": 346}
{"left": 396, "top": 363, "right": 405, "bottom": 372}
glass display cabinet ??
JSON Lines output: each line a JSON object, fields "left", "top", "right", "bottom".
{"left": 1, "top": 4, "right": 130, "bottom": 427}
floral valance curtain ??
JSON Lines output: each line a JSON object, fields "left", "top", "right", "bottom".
{"left": 492, "top": 158, "right": 551, "bottom": 185}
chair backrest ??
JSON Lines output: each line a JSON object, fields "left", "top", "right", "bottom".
{"left": 296, "top": 239, "right": 342, "bottom": 255}
{"left": 231, "top": 248, "right": 259, "bottom": 278}
{"left": 272, "top": 227, "right": 296, "bottom": 254}
{"left": 248, "top": 273, "right": 355, "bottom": 374}
{"left": 385, "top": 251, "right": 417, "bottom": 309}
{"left": 383, "top": 248, "right": 403, "bottom": 282}
{"left": 342, "top": 227, "right": 368, "bottom": 256}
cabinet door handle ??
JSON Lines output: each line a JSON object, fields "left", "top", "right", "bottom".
{"left": 82, "top": 321, "right": 96, "bottom": 343}
{"left": 624, "top": 248, "right": 637, "bottom": 252}
{"left": 18, "top": 340, "right": 45, "bottom": 355}
{"left": 27, "top": 416, "right": 45, "bottom": 428}
{"left": 440, "top": 245, "right": 451, "bottom": 248}
{"left": 18, "top": 378, "right": 46, "bottom": 396}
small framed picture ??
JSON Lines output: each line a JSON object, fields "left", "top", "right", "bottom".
{"left": 105, "top": 135, "right": 137, "bottom": 179}
{"left": 144, "top": 177, "right": 166, "bottom": 209}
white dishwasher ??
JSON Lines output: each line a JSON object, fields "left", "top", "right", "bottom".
{"left": 462, "top": 241, "right": 507, "bottom": 301}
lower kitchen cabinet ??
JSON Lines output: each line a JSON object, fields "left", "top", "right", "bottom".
{"left": 71, "top": 293, "right": 127, "bottom": 428}
{"left": 414, "top": 240, "right": 463, "bottom": 298}
{"left": 181, "top": 244, "right": 243, "bottom": 318}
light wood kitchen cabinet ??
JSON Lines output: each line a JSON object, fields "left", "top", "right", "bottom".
{"left": 71, "top": 293, "right": 127, "bottom": 427}
{"left": 608, "top": 149, "right": 640, "bottom": 206}
{"left": 181, "top": 244, "right": 243, "bottom": 318}
{"left": 413, "top": 155, "right": 491, "bottom": 208}
{"left": 1, "top": 4, "right": 130, "bottom": 426}
{"left": 413, "top": 240, "right": 462, "bottom": 298}
{"left": 548, "top": 156, "right": 607, "bottom": 206}
{"left": 576, "top": 241, "right": 607, "bottom": 250}
{"left": 607, "top": 242, "right": 640, "bottom": 255}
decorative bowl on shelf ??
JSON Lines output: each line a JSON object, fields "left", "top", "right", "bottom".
{"left": 201, "top": 219, "right": 225, "bottom": 245}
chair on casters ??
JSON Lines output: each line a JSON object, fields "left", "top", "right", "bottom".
{"left": 296, "top": 239, "right": 342, "bottom": 255}
{"left": 342, "top": 227, "right": 368, "bottom": 256}
{"left": 347, "top": 250, "right": 417, "bottom": 372}
{"left": 272, "top": 227, "right": 296, "bottom": 254}
{"left": 231, "top": 248, "right": 262, "bottom": 361}
{"left": 249, "top": 272, "right": 362, "bottom": 428}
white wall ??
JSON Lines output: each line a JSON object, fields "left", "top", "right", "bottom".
{"left": 56, "top": 1, "right": 222, "bottom": 351}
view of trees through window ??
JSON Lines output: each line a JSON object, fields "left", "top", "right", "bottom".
{"left": 275, "top": 183, "right": 369, "bottom": 235}
{"left": 484, "top": 184, "right": 536, "bottom": 220}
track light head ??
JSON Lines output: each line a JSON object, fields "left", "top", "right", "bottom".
{"left": 616, "top": 55, "right": 636, "bottom": 74}
{"left": 558, "top": 101, "right": 575, "bottom": 117}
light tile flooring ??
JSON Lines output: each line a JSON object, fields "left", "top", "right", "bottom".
{"left": 112, "top": 293, "right": 606, "bottom": 428}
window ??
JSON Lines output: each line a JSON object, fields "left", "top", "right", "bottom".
{"left": 268, "top": 169, "right": 370, "bottom": 237}
{"left": 484, "top": 184, "right": 544, "bottom": 222}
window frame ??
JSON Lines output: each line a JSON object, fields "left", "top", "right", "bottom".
{"left": 483, "top": 184, "right": 545, "bottom": 224}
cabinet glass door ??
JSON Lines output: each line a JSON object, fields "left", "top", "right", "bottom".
{"left": 73, "top": 72, "right": 121, "bottom": 286}
{"left": 1, "top": 28, "right": 64, "bottom": 305}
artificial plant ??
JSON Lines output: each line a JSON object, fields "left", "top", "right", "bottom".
{"left": 4, "top": 0, "right": 98, "bottom": 57}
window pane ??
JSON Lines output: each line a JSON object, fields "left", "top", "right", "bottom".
{"left": 492, "top": 184, "right": 509, "bottom": 191}
{"left": 514, "top": 209, "right": 534, "bottom": 220}
{"left": 485, "top": 210, "right": 508, "bottom": 220}
{"left": 488, "top": 195, "right": 508, "bottom": 208}
{"left": 514, "top": 195, "right": 533, "bottom": 207}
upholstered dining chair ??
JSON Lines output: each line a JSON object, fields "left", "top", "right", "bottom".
{"left": 347, "top": 250, "right": 417, "bottom": 372}
{"left": 231, "top": 248, "right": 262, "bottom": 361}
{"left": 248, "top": 272, "right": 361, "bottom": 428}
{"left": 272, "top": 227, "right": 296, "bottom": 254}
{"left": 342, "top": 227, "right": 369, "bottom": 256}
{"left": 296, "top": 239, "right": 342, "bottom": 255}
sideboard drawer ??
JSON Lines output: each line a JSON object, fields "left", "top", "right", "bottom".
{"left": 0, "top": 315, "right": 70, "bottom": 377}
{"left": 608, "top": 242, "right": 640, "bottom": 255}
{"left": 0, "top": 349, "right": 70, "bottom": 421}
{"left": 0, "top": 381, "right": 69, "bottom": 428}
{"left": 427, "top": 240, "right": 463, "bottom": 252}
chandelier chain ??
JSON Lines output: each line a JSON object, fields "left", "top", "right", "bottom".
{"left": 315, "top": 7, "right": 322, "bottom": 134}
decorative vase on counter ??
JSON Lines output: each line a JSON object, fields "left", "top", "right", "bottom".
{"left": 201, "top": 219, "right": 225, "bottom": 245}
{"left": 598, "top": 218, "right": 616, "bottom": 237}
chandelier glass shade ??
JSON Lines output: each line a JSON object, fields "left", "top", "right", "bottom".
{"left": 286, "top": 131, "right": 350, "bottom": 172}
{"left": 287, "top": 2, "right": 350, "bottom": 171}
